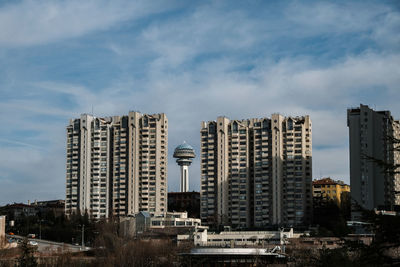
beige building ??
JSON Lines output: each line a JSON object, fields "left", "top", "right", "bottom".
{"left": 200, "top": 115, "right": 312, "bottom": 229}
{"left": 65, "top": 112, "right": 168, "bottom": 219}
{"left": 348, "top": 104, "right": 400, "bottom": 213}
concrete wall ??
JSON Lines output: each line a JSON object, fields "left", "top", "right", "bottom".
{"left": 0, "top": 216, "right": 5, "bottom": 247}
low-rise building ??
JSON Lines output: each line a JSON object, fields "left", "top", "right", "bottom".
{"left": 34, "top": 200, "right": 65, "bottom": 217}
{"left": 120, "top": 211, "right": 202, "bottom": 237}
{"left": 168, "top": 192, "right": 200, "bottom": 218}
{"left": 0, "top": 203, "right": 38, "bottom": 221}
{"left": 313, "top": 178, "right": 350, "bottom": 204}
{"left": 150, "top": 211, "right": 201, "bottom": 228}
{"left": 0, "top": 200, "right": 65, "bottom": 221}
{"left": 179, "top": 228, "right": 300, "bottom": 247}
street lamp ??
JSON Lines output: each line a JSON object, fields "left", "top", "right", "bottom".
{"left": 39, "top": 219, "right": 44, "bottom": 240}
{"left": 79, "top": 224, "right": 85, "bottom": 249}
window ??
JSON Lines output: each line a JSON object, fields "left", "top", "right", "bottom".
{"left": 232, "top": 122, "right": 238, "bottom": 133}
{"left": 287, "top": 119, "right": 293, "bottom": 130}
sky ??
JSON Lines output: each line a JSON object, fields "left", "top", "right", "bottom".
{"left": 0, "top": 0, "right": 399, "bottom": 205}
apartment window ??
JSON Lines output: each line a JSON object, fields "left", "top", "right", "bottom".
{"left": 287, "top": 119, "right": 293, "bottom": 130}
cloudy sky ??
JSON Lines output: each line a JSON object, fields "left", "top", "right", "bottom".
{"left": 0, "top": 0, "right": 399, "bottom": 205}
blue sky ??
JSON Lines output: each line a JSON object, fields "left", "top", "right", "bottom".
{"left": 0, "top": 0, "right": 399, "bottom": 205}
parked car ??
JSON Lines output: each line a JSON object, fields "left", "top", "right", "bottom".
{"left": 28, "top": 240, "right": 38, "bottom": 246}
{"left": 27, "top": 234, "right": 36, "bottom": 238}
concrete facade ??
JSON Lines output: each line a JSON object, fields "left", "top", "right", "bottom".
{"left": 200, "top": 115, "right": 312, "bottom": 228}
{"left": 347, "top": 104, "right": 400, "bottom": 213}
{"left": 65, "top": 112, "right": 168, "bottom": 219}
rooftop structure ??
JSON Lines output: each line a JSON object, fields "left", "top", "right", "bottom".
{"left": 173, "top": 142, "right": 195, "bottom": 192}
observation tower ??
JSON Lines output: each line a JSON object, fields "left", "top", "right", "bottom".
{"left": 173, "top": 142, "right": 196, "bottom": 192}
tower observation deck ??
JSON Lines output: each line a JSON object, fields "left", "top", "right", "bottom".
{"left": 173, "top": 142, "right": 196, "bottom": 192}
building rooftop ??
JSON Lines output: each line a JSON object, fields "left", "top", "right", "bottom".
{"left": 313, "top": 177, "right": 348, "bottom": 186}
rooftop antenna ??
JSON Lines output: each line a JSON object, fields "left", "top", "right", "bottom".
{"left": 91, "top": 105, "right": 94, "bottom": 117}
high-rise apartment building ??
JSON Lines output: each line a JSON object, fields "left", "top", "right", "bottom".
{"left": 65, "top": 112, "right": 168, "bottom": 219}
{"left": 200, "top": 115, "right": 312, "bottom": 229}
{"left": 347, "top": 104, "right": 400, "bottom": 213}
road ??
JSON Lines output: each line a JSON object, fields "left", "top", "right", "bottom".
{"left": 6, "top": 234, "right": 90, "bottom": 253}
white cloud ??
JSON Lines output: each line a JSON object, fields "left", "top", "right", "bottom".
{"left": 0, "top": 0, "right": 174, "bottom": 46}
{"left": 1, "top": 0, "right": 399, "bottom": 203}
{"left": 285, "top": 2, "right": 389, "bottom": 35}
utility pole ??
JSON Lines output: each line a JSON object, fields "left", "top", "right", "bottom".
{"left": 81, "top": 224, "right": 85, "bottom": 249}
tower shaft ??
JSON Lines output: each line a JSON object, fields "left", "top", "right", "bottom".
{"left": 180, "top": 165, "right": 189, "bottom": 192}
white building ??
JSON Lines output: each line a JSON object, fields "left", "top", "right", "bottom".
{"left": 65, "top": 112, "right": 168, "bottom": 219}
{"left": 200, "top": 115, "right": 313, "bottom": 228}
{"left": 178, "top": 228, "right": 300, "bottom": 247}
{"left": 150, "top": 212, "right": 201, "bottom": 228}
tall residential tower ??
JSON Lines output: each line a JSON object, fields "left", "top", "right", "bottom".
{"left": 200, "top": 115, "right": 312, "bottom": 229}
{"left": 347, "top": 104, "right": 400, "bottom": 214}
{"left": 65, "top": 112, "right": 168, "bottom": 219}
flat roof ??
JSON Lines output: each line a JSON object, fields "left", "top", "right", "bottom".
{"left": 186, "top": 248, "right": 286, "bottom": 257}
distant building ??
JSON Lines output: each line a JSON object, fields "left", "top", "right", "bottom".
{"left": 200, "top": 115, "right": 312, "bottom": 228}
{"left": 65, "top": 112, "right": 168, "bottom": 219}
{"left": 150, "top": 211, "right": 201, "bottom": 229}
{"left": 347, "top": 104, "right": 400, "bottom": 213}
{"left": 312, "top": 178, "right": 350, "bottom": 204}
{"left": 120, "top": 211, "right": 202, "bottom": 238}
{"left": 168, "top": 192, "right": 200, "bottom": 218}
{"left": 34, "top": 200, "right": 65, "bottom": 217}
{"left": 0, "top": 203, "right": 38, "bottom": 220}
